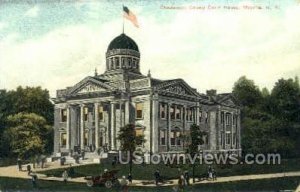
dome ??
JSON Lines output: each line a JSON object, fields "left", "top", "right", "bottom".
{"left": 107, "top": 33, "right": 139, "bottom": 52}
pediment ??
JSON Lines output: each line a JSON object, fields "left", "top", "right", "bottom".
{"left": 222, "top": 99, "right": 235, "bottom": 106}
{"left": 217, "top": 95, "right": 238, "bottom": 107}
{"left": 68, "top": 76, "right": 114, "bottom": 95}
{"left": 156, "top": 79, "right": 199, "bottom": 97}
{"left": 77, "top": 82, "right": 107, "bottom": 94}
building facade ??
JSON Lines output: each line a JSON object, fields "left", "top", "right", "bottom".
{"left": 53, "top": 33, "right": 242, "bottom": 155}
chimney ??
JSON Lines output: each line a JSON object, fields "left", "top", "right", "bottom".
{"left": 206, "top": 89, "right": 217, "bottom": 97}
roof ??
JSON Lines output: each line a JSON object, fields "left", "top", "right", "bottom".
{"left": 107, "top": 33, "right": 139, "bottom": 52}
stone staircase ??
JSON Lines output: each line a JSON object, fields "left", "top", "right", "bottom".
{"left": 50, "top": 151, "right": 109, "bottom": 165}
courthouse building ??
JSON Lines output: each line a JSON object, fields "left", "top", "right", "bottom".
{"left": 52, "top": 33, "right": 242, "bottom": 155}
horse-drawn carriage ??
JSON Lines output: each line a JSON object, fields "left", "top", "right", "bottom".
{"left": 84, "top": 170, "right": 119, "bottom": 188}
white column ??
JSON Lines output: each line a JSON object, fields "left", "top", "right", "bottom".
{"left": 183, "top": 105, "right": 187, "bottom": 149}
{"left": 195, "top": 103, "right": 200, "bottom": 125}
{"left": 152, "top": 98, "right": 159, "bottom": 153}
{"left": 110, "top": 102, "right": 116, "bottom": 150}
{"left": 125, "top": 100, "right": 130, "bottom": 125}
{"left": 237, "top": 109, "right": 242, "bottom": 156}
{"left": 94, "top": 103, "right": 99, "bottom": 149}
{"left": 80, "top": 104, "right": 84, "bottom": 150}
{"left": 66, "top": 106, "right": 70, "bottom": 150}
{"left": 167, "top": 103, "right": 171, "bottom": 150}
{"left": 117, "top": 101, "right": 123, "bottom": 149}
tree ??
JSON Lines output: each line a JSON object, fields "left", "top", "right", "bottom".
{"left": 270, "top": 78, "right": 300, "bottom": 121}
{"left": 117, "top": 124, "right": 146, "bottom": 175}
{"left": 6, "top": 86, "right": 54, "bottom": 124}
{"left": 233, "top": 76, "right": 300, "bottom": 158}
{"left": 0, "top": 86, "right": 54, "bottom": 158}
{"left": 189, "top": 124, "right": 205, "bottom": 183}
{"left": 233, "top": 76, "right": 263, "bottom": 107}
{"left": 3, "top": 113, "right": 53, "bottom": 159}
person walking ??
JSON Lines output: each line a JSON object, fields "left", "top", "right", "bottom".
{"left": 120, "top": 175, "right": 128, "bottom": 192}
{"left": 178, "top": 175, "right": 185, "bottom": 191}
{"left": 69, "top": 164, "right": 75, "bottom": 178}
{"left": 212, "top": 168, "right": 217, "bottom": 181}
{"left": 184, "top": 170, "right": 190, "bottom": 185}
{"left": 27, "top": 164, "right": 31, "bottom": 175}
{"left": 62, "top": 169, "right": 68, "bottom": 183}
{"left": 30, "top": 172, "right": 38, "bottom": 188}
{"left": 17, "top": 158, "right": 22, "bottom": 171}
{"left": 208, "top": 166, "right": 213, "bottom": 180}
{"left": 127, "top": 173, "right": 132, "bottom": 184}
{"left": 154, "top": 169, "right": 160, "bottom": 186}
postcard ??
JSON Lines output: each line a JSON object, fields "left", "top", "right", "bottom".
{"left": 0, "top": 0, "right": 299, "bottom": 191}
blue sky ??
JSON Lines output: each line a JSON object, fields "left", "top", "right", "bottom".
{"left": 0, "top": 0, "right": 300, "bottom": 96}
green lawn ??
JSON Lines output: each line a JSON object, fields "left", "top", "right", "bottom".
{"left": 0, "top": 176, "right": 299, "bottom": 191}
{"left": 39, "top": 158, "right": 300, "bottom": 180}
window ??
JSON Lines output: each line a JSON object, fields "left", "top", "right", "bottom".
{"left": 171, "top": 131, "right": 176, "bottom": 146}
{"left": 61, "top": 109, "right": 67, "bottom": 122}
{"left": 226, "top": 113, "right": 231, "bottom": 125}
{"left": 136, "top": 103, "right": 143, "bottom": 119}
{"left": 177, "top": 133, "right": 181, "bottom": 145}
{"left": 128, "top": 57, "right": 132, "bottom": 67}
{"left": 187, "top": 108, "right": 193, "bottom": 121}
{"left": 171, "top": 131, "right": 180, "bottom": 146}
{"left": 99, "top": 106, "right": 104, "bottom": 121}
{"left": 233, "top": 133, "right": 236, "bottom": 145}
{"left": 99, "top": 131, "right": 104, "bottom": 147}
{"left": 160, "top": 103, "right": 166, "bottom": 119}
{"left": 60, "top": 133, "right": 67, "bottom": 147}
{"left": 84, "top": 107, "right": 88, "bottom": 121}
{"left": 115, "top": 57, "right": 120, "bottom": 69}
{"left": 175, "top": 106, "right": 181, "bottom": 120}
{"left": 221, "top": 112, "right": 224, "bottom": 124}
{"left": 170, "top": 105, "right": 175, "bottom": 120}
{"left": 233, "top": 115, "right": 236, "bottom": 125}
{"left": 135, "top": 128, "right": 143, "bottom": 137}
{"left": 121, "top": 57, "right": 126, "bottom": 68}
{"left": 110, "top": 58, "right": 114, "bottom": 69}
{"left": 202, "top": 135, "right": 208, "bottom": 145}
{"left": 84, "top": 130, "right": 88, "bottom": 146}
{"left": 199, "top": 111, "right": 202, "bottom": 122}
{"left": 205, "top": 112, "right": 208, "bottom": 123}
{"left": 226, "top": 132, "right": 231, "bottom": 145}
{"left": 132, "top": 58, "right": 137, "bottom": 68}
{"left": 160, "top": 130, "right": 166, "bottom": 145}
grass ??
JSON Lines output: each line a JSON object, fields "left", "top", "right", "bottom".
{"left": 0, "top": 176, "right": 299, "bottom": 191}
{"left": 38, "top": 158, "right": 300, "bottom": 180}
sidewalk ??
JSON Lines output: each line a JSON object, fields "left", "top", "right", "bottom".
{"left": 0, "top": 163, "right": 300, "bottom": 188}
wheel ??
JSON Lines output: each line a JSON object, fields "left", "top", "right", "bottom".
{"left": 105, "top": 180, "right": 113, "bottom": 188}
{"left": 86, "top": 180, "right": 94, "bottom": 187}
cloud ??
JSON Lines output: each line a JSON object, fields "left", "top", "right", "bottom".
{"left": 24, "top": 5, "right": 40, "bottom": 18}
{"left": 0, "top": 3, "right": 300, "bottom": 97}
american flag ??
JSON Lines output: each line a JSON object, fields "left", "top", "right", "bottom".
{"left": 123, "top": 6, "right": 139, "bottom": 28}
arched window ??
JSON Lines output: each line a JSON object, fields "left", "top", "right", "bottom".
{"left": 121, "top": 57, "right": 126, "bottom": 68}
{"left": 115, "top": 57, "right": 120, "bottom": 69}
{"left": 132, "top": 58, "right": 137, "bottom": 68}
{"left": 128, "top": 57, "right": 132, "bottom": 68}
{"left": 110, "top": 58, "right": 114, "bottom": 69}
